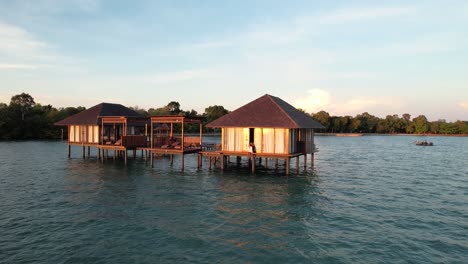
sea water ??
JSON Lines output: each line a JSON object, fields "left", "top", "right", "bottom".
{"left": 0, "top": 136, "right": 467, "bottom": 263}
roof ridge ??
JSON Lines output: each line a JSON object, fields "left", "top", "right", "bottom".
{"left": 267, "top": 94, "right": 298, "bottom": 127}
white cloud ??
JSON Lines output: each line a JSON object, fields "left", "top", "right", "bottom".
{"left": 140, "top": 69, "right": 216, "bottom": 84}
{"left": 460, "top": 101, "right": 468, "bottom": 109}
{"left": 0, "top": 22, "right": 46, "bottom": 56}
{"left": 319, "top": 7, "right": 412, "bottom": 24}
{"left": 294, "top": 89, "right": 331, "bottom": 113}
{"left": 0, "top": 64, "right": 38, "bottom": 69}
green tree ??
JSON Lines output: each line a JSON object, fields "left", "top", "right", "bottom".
{"left": 167, "top": 101, "right": 181, "bottom": 115}
{"left": 10, "top": 93, "right": 35, "bottom": 121}
{"left": 413, "top": 115, "right": 429, "bottom": 134}
{"left": 312, "top": 111, "right": 330, "bottom": 131}
{"left": 204, "top": 105, "right": 229, "bottom": 124}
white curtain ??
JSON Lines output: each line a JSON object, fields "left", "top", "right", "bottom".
{"left": 88, "top": 126, "right": 93, "bottom": 143}
{"left": 70, "top": 126, "right": 75, "bottom": 142}
{"left": 75, "top": 126, "right": 80, "bottom": 142}
{"left": 94, "top": 126, "right": 99, "bottom": 143}
{"left": 262, "top": 128, "right": 274, "bottom": 153}
{"left": 254, "top": 128, "right": 262, "bottom": 153}
{"left": 275, "top": 129, "right": 286, "bottom": 153}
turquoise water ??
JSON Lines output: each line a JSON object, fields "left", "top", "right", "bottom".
{"left": 1, "top": 136, "right": 467, "bottom": 263}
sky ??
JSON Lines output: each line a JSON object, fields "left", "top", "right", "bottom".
{"left": 0, "top": 0, "right": 467, "bottom": 121}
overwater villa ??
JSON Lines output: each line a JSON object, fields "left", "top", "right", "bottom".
{"left": 199, "top": 94, "right": 324, "bottom": 175}
{"left": 55, "top": 95, "right": 323, "bottom": 175}
{"left": 54, "top": 103, "right": 148, "bottom": 164}
{"left": 55, "top": 103, "right": 204, "bottom": 169}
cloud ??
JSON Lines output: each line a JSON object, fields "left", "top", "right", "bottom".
{"left": 0, "top": 64, "right": 38, "bottom": 69}
{"left": 140, "top": 69, "right": 216, "bottom": 84}
{"left": 319, "top": 7, "right": 412, "bottom": 24}
{"left": 294, "top": 89, "right": 331, "bottom": 113}
{"left": 460, "top": 101, "right": 468, "bottom": 109}
{"left": 0, "top": 21, "right": 46, "bottom": 56}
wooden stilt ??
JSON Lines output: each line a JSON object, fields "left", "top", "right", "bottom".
{"left": 170, "top": 155, "right": 174, "bottom": 166}
{"left": 98, "top": 147, "right": 101, "bottom": 160}
{"left": 209, "top": 157, "right": 212, "bottom": 169}
{"left": 275, "top": 158, "right": 278, "bottom": 168}
{"left": 296, "top": 156, "right": 299, "bottom": 174}
{"left": 133, "top": 150, "right": 136, "bottom": 159}
{"left": 68, "top": 144, "right": 71, "bottom": 158}
{"left": 311, "top": 153, "right": 315, "bottom": 166}
{"left": 221, "top": 155, "right": 225, "bottom": 170}
{"left": 236, "top": 156, "right": 241, "bottom": 165}
{"left": 124, "top": 150, "right": 128, "bottom": 166}
{"left": 251, "top": 156, "right": 255, "bottom": 174}
{"left": 265, "top": 158, "right": 268, "bottom": 168}
{"left": 151, "top": 152, "right": 154, "bottom": 168}
{"left": 304, "top": 154, "right": 307, "bottom": 168}
{"left": 181, "top": 154, "right": 184, "bottom": 171}
{"left": 286, "top": 158, "right": 290, "bottom": 175}
{"left": 82, "top": 146, "right": 85, "bottom": 159}
{"left": 87, "top": 146, "right": 90, "bottom": 158}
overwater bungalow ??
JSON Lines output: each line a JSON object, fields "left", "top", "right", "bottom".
{"left": 54, "top": 102, "right": 148, "bottom": 164}
{"left": 200, "top": 94, "right": 324, "bottom": 175}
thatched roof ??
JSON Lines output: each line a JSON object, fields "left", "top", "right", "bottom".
{"left": 54, "top": 103, "right": 143, "bottom": 126}
{"left": 206, "top": 94, "right": 324, "bottom": 129}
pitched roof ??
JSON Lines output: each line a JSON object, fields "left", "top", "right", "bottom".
{"left": 206, "top": 94, "right": 325, "bottom": 129}
{"left": 54, "top": 103, "right": 143, "bottom": 126}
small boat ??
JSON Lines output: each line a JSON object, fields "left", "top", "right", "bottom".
{"left": 415, "top": 140, "right": 433, "bottom": 146}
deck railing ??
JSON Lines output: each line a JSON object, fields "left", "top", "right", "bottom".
{"left": 121, "top": 135, "right": 147, "bottom": 148}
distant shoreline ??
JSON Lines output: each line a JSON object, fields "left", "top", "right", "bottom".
{"left": 315, "top": 133, "right": 468, "bottom": 137}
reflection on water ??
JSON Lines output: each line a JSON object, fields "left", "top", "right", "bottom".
{"left": 1, "top": 136, "right": 467, "bottom": 263}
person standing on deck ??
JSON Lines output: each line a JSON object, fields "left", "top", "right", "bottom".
{"left": 248, "top": 142, "right": 256, "bottom": 158}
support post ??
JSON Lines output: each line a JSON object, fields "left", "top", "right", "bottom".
{"left": 151, "top": 152, "right": 154, "bottom": 168}
{"left": 296, "top": 156, "right": 299, "bottom": 174}
{"left": 251, "top": 156, "right": 255, "bottom": 174}
{"left": 82, "top": 146, "right": 85, "bottom": 159}
{"left": 170, "top": 155, "right": 174, "bottom": 166}
{"left": 87, "top": 146, "right": 90, "bottom": 158}
{"left": 209, "top": 157, "right": 212, "bottom": 169}
{"left": 68, "top": 144, "right": 71, "bottom": 158}
{"left": 124, "top": 150, "right": 128, "bottom": 166}
{"left": 181, "top": 154, "right": 184, "bottom": 171}
{"left": 311, "top": 153, "right": 315, "bottom": 166}
{"left": 286, "top": 158, "right": 290, "bottom": 175}
{"left": 304, "top": 154, "right": 307, "bottom": 168}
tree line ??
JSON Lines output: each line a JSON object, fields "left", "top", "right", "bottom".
{"left": 0, "top": 93, "right": 228, "bottom": 140}
{"left": 310, "top": 110, "right": 468, "bottom": 135}
{"left": 0, "top": 93, "right": 466, "bottom": 140}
